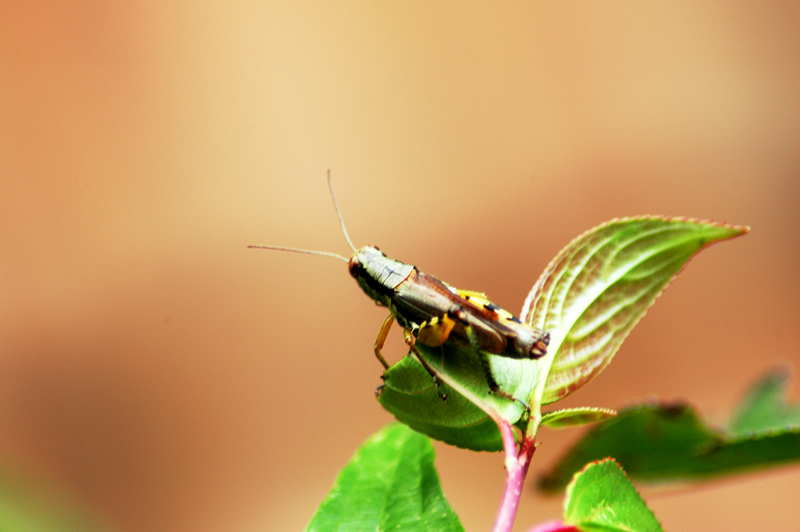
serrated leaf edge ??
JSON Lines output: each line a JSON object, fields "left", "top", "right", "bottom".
{"left": 522, "top": 216, "right": 749, "bottom": 405}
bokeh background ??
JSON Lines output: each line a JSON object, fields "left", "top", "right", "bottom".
{"left": 2, "top": 2, "right": 799, "bottom": 531}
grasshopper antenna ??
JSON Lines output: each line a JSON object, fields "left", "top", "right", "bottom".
{"left": 246, "top": 244, "right": 348, "bottom": 263}
{"left": 248, "top": 171, "right": 355, "bottom": 262}
{"left": 327, "top": 170, "right": 357, "bottom": 254}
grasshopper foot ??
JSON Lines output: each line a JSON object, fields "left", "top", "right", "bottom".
{"left": 432, "top": 375, "right": 447, "bottom": 400}
{"left": 490, "top": 385, "right": 530, "bottom": 415}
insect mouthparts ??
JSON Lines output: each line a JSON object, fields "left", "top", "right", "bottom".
{"left": 529, "top": 333, "right": 551, "bottom": 358}
{"left": 348, "top": 255, "right": 361, "bottom": 278}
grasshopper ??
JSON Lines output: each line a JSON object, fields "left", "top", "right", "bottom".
{"left": 249, "top": 174, "right": 550, "bottom": 407}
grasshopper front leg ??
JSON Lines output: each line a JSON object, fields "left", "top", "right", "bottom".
{"left": 375, "top": 314, "right": 446, "bottom": 399}
{"left": 373, "top": 314, "right": 395, "bottom": 370}
{"left": 373, "top": 313, "right": 447, "bottom": 400}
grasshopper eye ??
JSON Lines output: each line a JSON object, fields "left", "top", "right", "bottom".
{"left": 348, "top": 256, "right": 361, "bottom": 278}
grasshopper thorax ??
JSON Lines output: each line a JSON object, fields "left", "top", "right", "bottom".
{"left": 348, "top": 246, "right": 415, "bottom": 308}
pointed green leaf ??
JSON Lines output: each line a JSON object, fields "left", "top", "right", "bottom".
{"left": 538, "top": 403, "right": 716, "bottom": 491}
{"left": 305, "top": 423, "right": 464, "bottom": 532}
{"left": 728, "top": 366, "right": 800, "bottom": 436}
{"left": 522, "top": 217, "right": 748, "bottom": 405}
{"left": 563, "top": 459, "right": 664, "bottom": 532}
{"left": 542, "top": 407, "right": 617, "bottom": 429}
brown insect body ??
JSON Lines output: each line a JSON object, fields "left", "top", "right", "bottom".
{"left": 349, "top": 247, "right": 549, "bottom": 360}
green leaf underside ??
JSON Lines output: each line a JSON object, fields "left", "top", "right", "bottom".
{"left": 564, "top": 459, "right": 664, "bottom": 532}
{"left": 305, "top": 424, "right": 463, "bottom": 532}
{"left": 728, "top": 366, "right": 800, "bottom": 436}
{"left": 522, "top": 217, "right": 748, "bottom": 405}
{"left": 542, "top": 407, "right": 618, "bottom": 429}
{"left": 538, "top": 397, "right": 800, "bottom": 492}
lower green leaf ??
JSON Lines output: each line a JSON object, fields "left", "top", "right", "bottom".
{"left": 305, "top": 423, "right": 464, "bottom": 532}
{"left": 538, "top": 403, "right": 714, "bottom": 491}
{"left": 539, "top": 368, "right": 800, "bottom": 491}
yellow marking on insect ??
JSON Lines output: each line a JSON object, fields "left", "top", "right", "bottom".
{"left": 417, "top": 313, "right": 457, "bottom": 347}
{"left": 457, "top": 289, "right": 520, "bottom": 323}
{"left": 455, "top": 289, "right": 489, "bottom": 300}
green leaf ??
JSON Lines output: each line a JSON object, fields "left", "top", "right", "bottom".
{"left": 522, "top": 217, "right": 748, "bottom": 405}
{"left": 377, "top": 353, "right": 507, "bottom": 451}
{"left": 728, "top": 366, "right": 800, "bottom": 436}
{"left": 378, "top": 338, "right": 547, "bottom": 451}
{"left": 305, "top": 424, "right": 464, "bottom": 532}
{"left": 538, "top": 388, "right": 800, "bottom": 492}
{"left": 563, "top": 459, "right": 664, "bottom": 532}
{"left": 538, "top": 403, "right": 716, "bottom": 491}
{"left": 541, "top": 407, "right": 617, "bottom": 429}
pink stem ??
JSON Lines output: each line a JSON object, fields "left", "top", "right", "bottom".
{"left": 491, "top": 421, "right": 536, "bottom": 532}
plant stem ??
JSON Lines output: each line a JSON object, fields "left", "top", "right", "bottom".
{"left": 491, "top": 420, "right": 537, "bottom": 532}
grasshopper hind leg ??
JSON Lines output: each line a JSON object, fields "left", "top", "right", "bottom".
{"left": 456, "top": 313, "right": 531, "bottom": 414}
{"left": 475, "top": 349, "right": 529, "bottom": 413}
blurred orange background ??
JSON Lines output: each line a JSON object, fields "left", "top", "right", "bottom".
{"left": 2, "top": 2, "right": 799, "bottom": 531}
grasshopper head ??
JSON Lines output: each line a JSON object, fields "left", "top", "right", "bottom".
{"left": 348, "top": 246, "right": 383, "bottom": 279}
